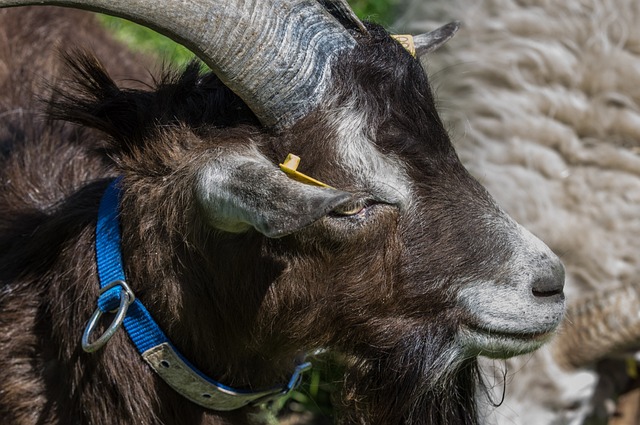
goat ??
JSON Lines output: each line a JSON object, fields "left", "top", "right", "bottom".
{"left": 395, "top": 0, "right": 640, "bottom": 423}
{"left": 0, "top": 1, "right": 566, "bottom": 424}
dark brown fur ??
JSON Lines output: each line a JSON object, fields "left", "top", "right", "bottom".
{"left": 0, "top": 9, "right": 508, "bottom": 425}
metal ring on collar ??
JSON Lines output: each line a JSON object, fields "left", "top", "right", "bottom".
{"left": 81, "top": 280, "right": 135, "bottom": 353}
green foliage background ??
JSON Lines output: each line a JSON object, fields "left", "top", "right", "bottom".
{"left": 98, "top": 1, "right": 397, "bottom": 422}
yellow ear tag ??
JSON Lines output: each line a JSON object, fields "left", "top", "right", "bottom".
{"left": 279, "top": 154, "right": 332, "bottom": 188}
{"left": 391, "top": 34, "right": 416, "bottom": 57}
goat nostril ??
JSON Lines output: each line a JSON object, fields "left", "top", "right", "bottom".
{"left": 532, "top": 287, "right": 563, "bottom": 298}
{"left": 531, "top": 261, "right": 565, "bottom": 298}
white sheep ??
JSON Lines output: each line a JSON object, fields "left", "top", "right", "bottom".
{"left": 396, "top": 0, "right": 640, "bottom": 423}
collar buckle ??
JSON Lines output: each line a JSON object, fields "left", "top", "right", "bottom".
{"left": 81, "top": 280, "right": 135, "bottom": 353}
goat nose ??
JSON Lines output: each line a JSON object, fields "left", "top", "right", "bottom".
{"left": 531, "top": 256, "right": 565, "bottom": 298}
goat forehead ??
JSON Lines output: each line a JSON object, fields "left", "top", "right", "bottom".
{"left": 328, "top": 105, "right": 413, "bottom": 205}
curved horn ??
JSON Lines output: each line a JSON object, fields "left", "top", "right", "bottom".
{"left": 0, "top": 0, "right": 356, "bottom": 129}
{"left": 414, "top": 21, "right": 461, "bottom": 56}
{"left": 553, "top": 283, "right": 640, "bottom": 370}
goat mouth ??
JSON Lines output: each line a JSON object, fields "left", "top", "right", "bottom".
{"left": 470, "top": 325, "right": 554, "bottom": 342}
{"left": 462, "top": 325, "right": 556, "bottom": 358}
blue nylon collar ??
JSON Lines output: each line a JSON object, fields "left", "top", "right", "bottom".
{"left": 87, "top": 177, "right": 310, "bottom": 410}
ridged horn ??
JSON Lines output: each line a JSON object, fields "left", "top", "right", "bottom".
{"left": 553, "top": 283, "right": 640, "bottom": 370}
{"left": 0, "top": 0, "right": 357, "bottom": 129}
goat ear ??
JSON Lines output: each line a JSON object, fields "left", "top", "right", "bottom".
{"left": 196, "top": 149, "right": 352, "bottom": 238}
{"left": 414, "top": 21, "right": 461, "bottom": 56}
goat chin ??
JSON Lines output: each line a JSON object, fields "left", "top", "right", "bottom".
{"left": 458, "top": 326, "right": 556, "bottom": 359}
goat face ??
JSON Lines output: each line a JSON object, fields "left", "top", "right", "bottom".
{"left": 232, "top": 26, "right": 567, "bottom": 362}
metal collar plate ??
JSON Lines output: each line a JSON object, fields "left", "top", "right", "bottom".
{"left": 143, "top": 343, "right": 284, "bottom": 410}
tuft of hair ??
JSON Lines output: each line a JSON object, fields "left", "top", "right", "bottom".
{"left": 47, "top": 51, "right": 260, "bottom": 153}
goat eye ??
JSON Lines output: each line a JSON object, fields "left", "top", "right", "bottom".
{"left": 332, "top": 200, "right": 368, "bottom": 216}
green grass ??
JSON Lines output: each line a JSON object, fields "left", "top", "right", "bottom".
{"left": 350, "top": 0, "right": 397, "bottom": 25}
{"left": 97, "top": 15, "right": 197, "bottom": 65}
{"left": 270, "top": 354, "right": 345, "bottom": 419}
